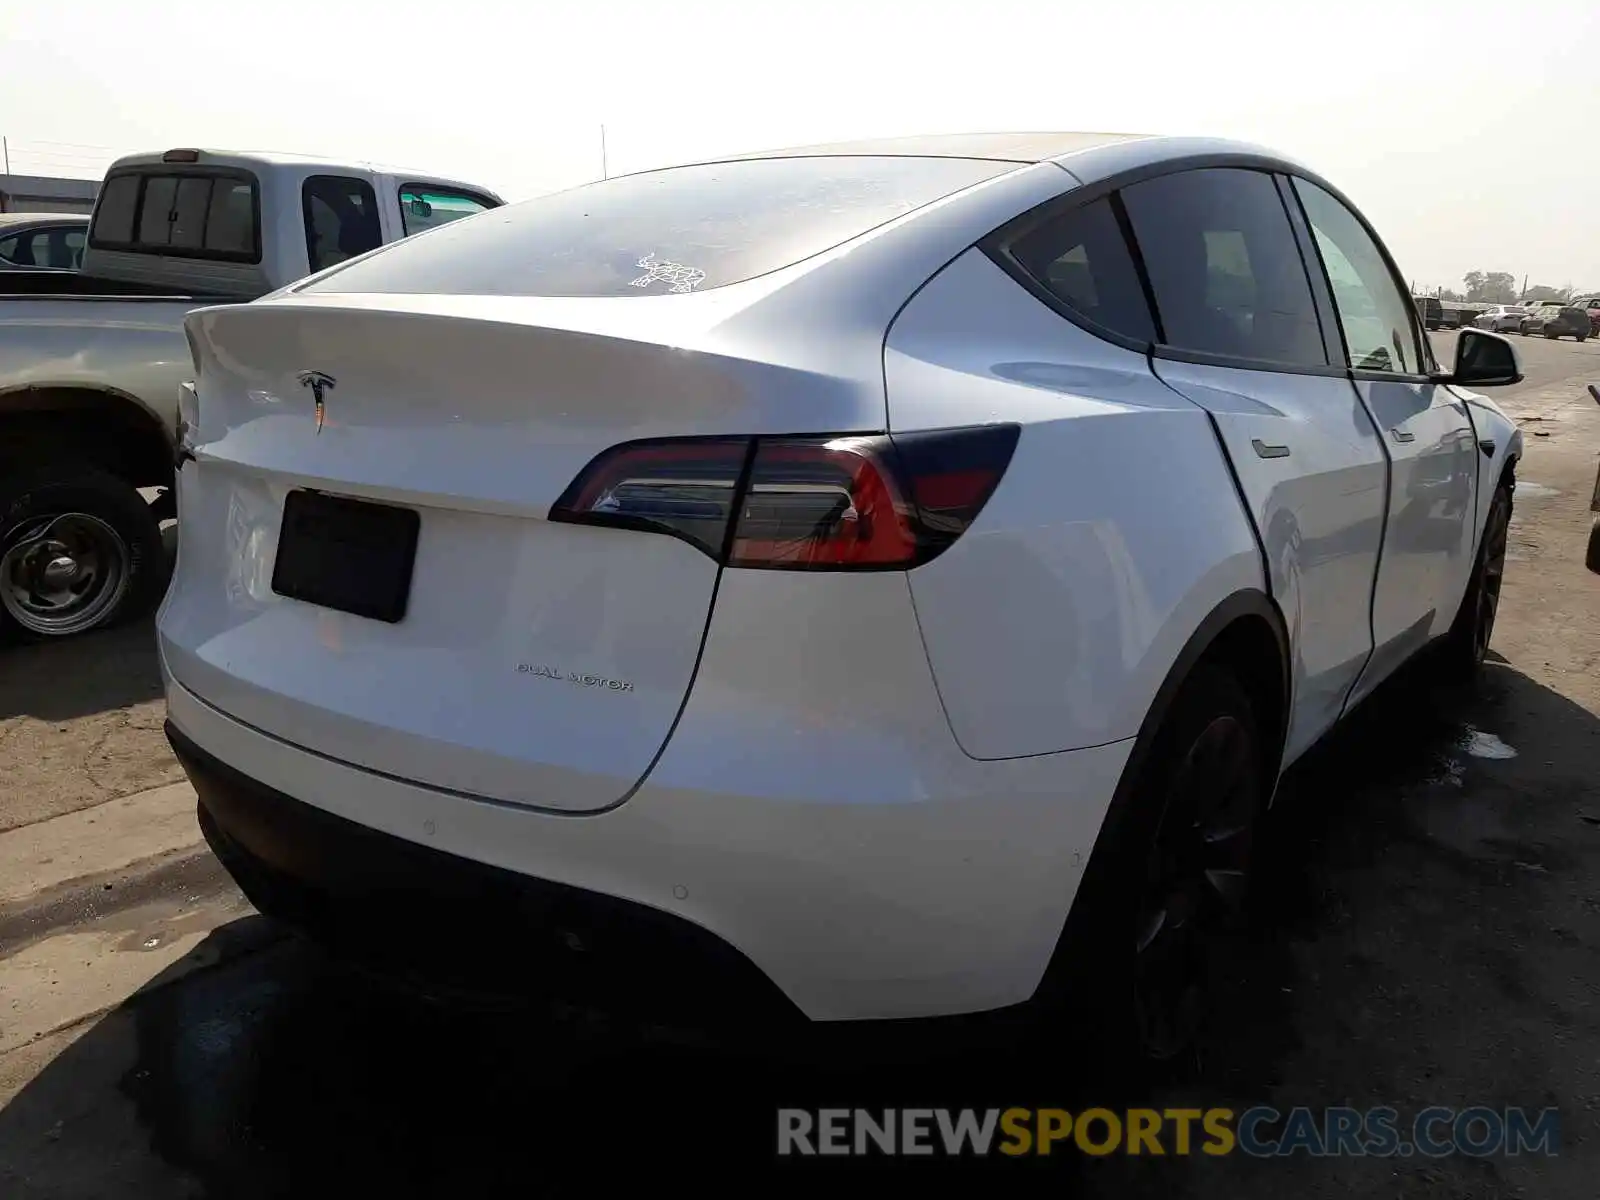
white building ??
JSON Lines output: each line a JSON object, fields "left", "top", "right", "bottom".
{"left": 0, "top": 173, "right": 99, "bottom": 214}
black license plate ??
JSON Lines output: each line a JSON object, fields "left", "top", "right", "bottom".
{"left": 271, "top": 490, "right": 420, "bottom": 623}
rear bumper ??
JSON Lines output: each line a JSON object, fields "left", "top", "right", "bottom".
{"left": 163, "top": 670, "right": 1132, "bottom": 1024}
{"left": 171, "top": 721, "right": 803, "bottom": 1027}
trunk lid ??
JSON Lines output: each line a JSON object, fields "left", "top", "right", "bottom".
{"left": 160, "top": 296, "right": 879, "bottom": 811}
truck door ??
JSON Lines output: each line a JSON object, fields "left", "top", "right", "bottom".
{"left": 1290, "top": 179, "right": 1480, "bottom": 709}
{"left": 1118, "top": 167, "right": 1389, "bottom": 764}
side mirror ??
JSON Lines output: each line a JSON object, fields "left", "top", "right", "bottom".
{"left": 1448, "top": 328, "right": 1523, "bottom": 387}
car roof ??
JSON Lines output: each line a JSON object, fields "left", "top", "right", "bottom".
{"left": 676, "top": 131, "right": 1323, "bottom": 192}
{"left": 0, "top": 212, "right": 90, "bottom": 231}
{"left": 703, "top": 131, "right": 1153, "bottom": 165}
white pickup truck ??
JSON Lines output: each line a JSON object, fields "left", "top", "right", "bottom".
{"left": 0, "top": 148, "right": 503, "bottom": 642}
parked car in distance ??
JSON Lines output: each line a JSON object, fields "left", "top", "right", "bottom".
{"left": 1518, "top": 305, "right": 1589, "bottom": 340}
{"left": 1474, "top": 304, "right": 1527, "bottom": 332}
{"left": 160, "top": 132, "right": 1525, "bottom": 1067}
{"left": 1569, "top": 295, "right": 1600, "bottom": 336}
{"left": 0, "top": 149, "right": 503, "bottom": 644}
{"left": 1412, "top": 294, "right": 1443, "bottom": 331}
{"left": 0, "top": 213, "right": 89, "bottom": 271}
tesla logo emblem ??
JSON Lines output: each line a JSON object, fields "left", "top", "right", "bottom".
{"left": 296, "top": 371, "right": 336, "bottom": 434}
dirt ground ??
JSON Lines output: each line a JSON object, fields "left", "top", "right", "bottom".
{"left": 0, "top": 333, "right": 1596, "bottom": 1195}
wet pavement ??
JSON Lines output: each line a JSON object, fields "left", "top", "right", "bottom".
{"left": 3, "top": 648, "right": 1594, "bottom": 1197}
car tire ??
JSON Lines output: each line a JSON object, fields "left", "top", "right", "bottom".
{"left": 1545, "top": 330, "right": 1557, "bottom": 339}
{"left": 1056, "top": 663, "right": 1268, "bottom": 1070}
{"left": 0, "top": 464, "right": 169, "bottom": 644}
{"left": 1586, "top": 517, "right": 1600, "bottom": 575}
{"left": 1438, "top": 483, "right": 1512, "bottom": 680}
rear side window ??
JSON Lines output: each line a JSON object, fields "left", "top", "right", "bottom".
{"left": 89, "top": 169, "right": 261, "bottom": 262}
{"left": 398, "top": 186, "right": 496, "bottom": 236}
{"left": 1121, "top": 168, "right": 1327, "bottom": 368}
{"left": 1001, "top": 198, "right": 1156, "bottom": 342}
{"left": 4, "top": 226, "right": 87, "bottom": 270}
{"left": 303, "top": 175, "right": 383, "bottom": 273}
{"left": 302, "top": 155, "right": 1012, "bottom": 297}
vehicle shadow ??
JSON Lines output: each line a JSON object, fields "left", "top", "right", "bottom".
{"left": 0, "top": 619, "right": 164, "bottom": 723}
{"left": 0, "top": 657, "right": 1594, "bottom": 1197}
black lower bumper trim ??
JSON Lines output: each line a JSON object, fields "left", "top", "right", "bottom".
{"left": 166, "top": 721, "right": 806, "bottom": 1029}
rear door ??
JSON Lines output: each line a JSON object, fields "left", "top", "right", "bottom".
{"left": 1121, "top": 167, "right": 1388, "bottom": 762}
{"left": 1291, "top": 178, "right": 1479, "bottom": 706}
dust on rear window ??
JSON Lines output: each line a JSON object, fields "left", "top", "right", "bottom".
{"left": 299, "top": 155, "right": 1014, "bottom": 298}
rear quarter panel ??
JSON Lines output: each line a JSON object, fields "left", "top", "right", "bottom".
{"left": 886, "top": 248, "right": 1266, "bottom": 759}
{"left": 0, "top": 297, "right": 197, "bottom": 439}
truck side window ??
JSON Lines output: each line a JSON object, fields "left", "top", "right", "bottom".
{"left": 399, "top": 186, "right": 495, "bottom": 236}
{"left": 302, "top": 175, "right": 382, "bottom": 274}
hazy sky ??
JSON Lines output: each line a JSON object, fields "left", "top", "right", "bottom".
{"left": 4, "top": 0, "right": 1597, "bottom": 291}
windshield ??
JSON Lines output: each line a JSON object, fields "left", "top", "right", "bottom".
{"left": 300, "top": 155, "right": 1013, "bottom": 298}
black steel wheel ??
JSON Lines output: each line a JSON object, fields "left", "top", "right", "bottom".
{"left": 0, "top": 465, "right": 167, "bottom": 644}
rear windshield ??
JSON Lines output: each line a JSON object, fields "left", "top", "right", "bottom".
{"left": 300, "top": 155, "right": 1013, "bottom": 297}
{"left": 89, "top": 168, "right": 260, "bottom": 263}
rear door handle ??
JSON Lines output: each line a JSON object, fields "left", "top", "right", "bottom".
{"left": 1252, "top": 438, "right": 1291, "bottom": 459}
{"left": 1391, "top": 428, "right": 1416, "bottom": 444}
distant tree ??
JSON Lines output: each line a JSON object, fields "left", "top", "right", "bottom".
{"left": 1463, "top": 271, "right": 1517, "bottom": 303}
{"left": 1438, "top": 287, "right": 1464, "bottom": 302}
{"left": 1522, "top": 284, "right": 1572, "bottom": 303}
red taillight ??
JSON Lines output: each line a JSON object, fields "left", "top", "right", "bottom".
{"left": 550, "top": 425, "right": 1018, "bottom": 570}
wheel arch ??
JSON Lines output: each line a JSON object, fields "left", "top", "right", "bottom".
{"left": 0, "top": 384, "right": 175, "bottom": 493}
{"left": 1112, "top": 586, "right": 1291, "bottom": 817}
{"left": 1029, "top": 586, "right": 1289, "bottom": 1010}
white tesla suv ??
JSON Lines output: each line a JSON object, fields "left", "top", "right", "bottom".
{"left": 160, "top": 133, "right": 1523, "bottom": 1058}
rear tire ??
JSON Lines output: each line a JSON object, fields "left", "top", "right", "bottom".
{"left": 1586, "top": 517, "right": 1600, "bottom": 575}
{"left": 0, "top": 464, "right": 168, "bottom": 644}
{"left": 1438, "top": 484, "right": 1512, "bottom": 679}
{"left": 1058, "top": 664, "right": 1268, "bottom": 1071}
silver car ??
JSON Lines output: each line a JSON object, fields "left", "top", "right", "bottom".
{"left": 1473, "top": 304, "right": 1527, "bottom": 333}
{"left": 160, "top": 131, "right": 1525, "bottom": 1064}
{"left": 0, "top": 213, "right": 89, "bottom": 271}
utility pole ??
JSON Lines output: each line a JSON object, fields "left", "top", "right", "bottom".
{"left": 600, "top": 125, "right": 608, "bottom": 180}
{"left": 1520, "top": 273, "right": 1528, "bottom": 301}
{"left": 2, "top": 137, "right": 9, "bottom": 175}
